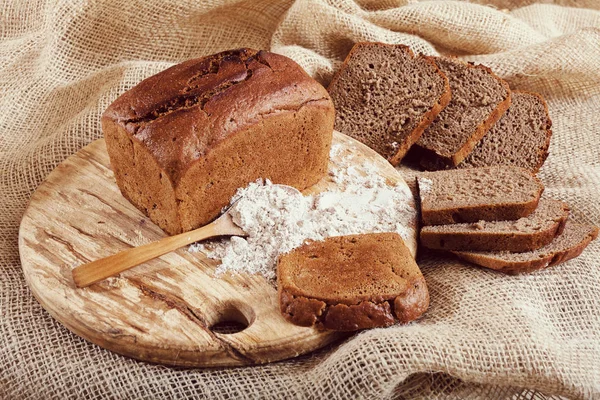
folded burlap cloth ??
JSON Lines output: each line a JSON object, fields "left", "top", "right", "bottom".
{"left": 2, "top": 0, "right": 599, "bottom": 398}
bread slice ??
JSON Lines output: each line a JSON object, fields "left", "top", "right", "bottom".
{"left": 278, "top": 233, "right": 429, "bottom": 331}
{"left": 453, "top": 221, "right": 599, "bottom": 274}
{"left": 417, "top": 166, "right": 544, "bottom": 226}
{"left": 458, "top": 91, "right": 552, "bottom": 173}
{"left": 420, "top": 199, "right": 569, "bottom": 252}
{"left": 327, "top": 42, "right": 451, "bottom": 166}
{"left": 415, "top": 58, "right": 511, "bottom": 167}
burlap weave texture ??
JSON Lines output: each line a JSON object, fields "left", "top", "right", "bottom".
{"left": 2, "top": 0, "right": 599, "bottom": 398}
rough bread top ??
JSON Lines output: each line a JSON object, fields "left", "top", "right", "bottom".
{"left": 416, "top": 57, "right": 510, "bottom": 158}
{"left": 278, "top": 233, "right": 422, "bottom": 305}
{"left": 102, "top": 48, "right": 331, "bottom": 183}
{"left": 418, "top": 166, "right": 543, "bottom": 210}
{"left": 459, "top": 91, "right": 552, "bottom": 172}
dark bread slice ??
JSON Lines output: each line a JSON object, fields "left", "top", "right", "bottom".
{"left": 453, "top": 221, "right": 599, "bottom": 274}
{"left": 417, "top": 166, "right": 544, "bottom": 226}
{"left": 278, "top": 233, "right": 429, "bottom": 331}
{"left": 327, "top": 42, "right": 451, "bottom": 166}
{"left": 420, "top": 199, "right": 569, "bottom": 252}
{"left": 458, "top": 91, "right": 552, "bottom": 173}
{"left": 415, "top": 57, "right": 511, "bottom": 167}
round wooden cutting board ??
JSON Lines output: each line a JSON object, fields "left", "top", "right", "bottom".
{"left": 18, "top": 131, "right": 418, "bottom": 367}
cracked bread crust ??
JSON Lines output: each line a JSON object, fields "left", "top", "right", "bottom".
{"left": 277, "top": 233, "right": 429, "bottom": 331}
{"left": 102, "top": 49, "right": 334, "bottom": 234}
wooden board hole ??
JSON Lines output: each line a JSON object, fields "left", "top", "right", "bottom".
{"left": 210, "top": 303, "right": 254, "bottom": 335}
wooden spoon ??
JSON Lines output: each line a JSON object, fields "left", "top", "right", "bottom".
{"left": 72, "top": 206, "right": 246, "bottom": 288}
{"left": 72, "top": 184, "right": 301, "bottom": 288}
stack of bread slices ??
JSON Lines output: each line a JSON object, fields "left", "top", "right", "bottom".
{"left": 416, "top": 166, "right": 598, "bottom": 274}
{"left": 328, "top": 42, "right": 552, "bottom": 172}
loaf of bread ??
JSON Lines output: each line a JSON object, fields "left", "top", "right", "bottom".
{"left": 278, "top": 233, "right": 429, "bottom": 331}
{"left": 327, "top": 43, "right": 450, "bottom": 165}
{"left": 420, "top": 199, "right": 569, "bottom": 252}
{"left": 417, "top": 166, "right": 544, "bottom": 225}
{"left": 102, "top": 49, "right": 334, "bottom": 235}
{"left": 416, "top": 57, "right": 511, "bottom": 168}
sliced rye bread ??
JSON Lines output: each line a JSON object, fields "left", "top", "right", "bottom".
{"left": 415, "top": 57, "right": 511, "bottom": 167}
{"left": 458, "top": 91, "right": 552, "bottom": 173}
{"left": 417, "top": 166, "right": 544, "bottom": 226}
{"left": 327, "top": 42, "right": 451, "bottom": 166}
{"left": 453, "top": 221, "right": 599, "bottom": 274}
{"left": 420, "top": 198, "right": 569, "bottom": 252}
{"left": 278, "top": 233, "right": 429, "bottom": 331}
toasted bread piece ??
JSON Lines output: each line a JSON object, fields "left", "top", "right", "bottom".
{"left": 327, "top": 42, "right": 451, "bottom": 165}
{"left": 416, "top": 57, "right": 511, "bottom": 167}
{"left": 417, "top": 166, "right": 544, "bottom": 226}
{"left": 278, "top": 233, "right": 429, "bottom": 331}
{"left": 453, "top": 221, "right": 598, "bottom": 274}
{"left": 420, "top": 199, "right": 569, "bottom": 252}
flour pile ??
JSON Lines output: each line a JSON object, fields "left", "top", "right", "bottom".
{"left": 189, "top": 144, "right": 416, "bottom": 280}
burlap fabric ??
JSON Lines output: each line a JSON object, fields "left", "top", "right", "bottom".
{"left": 2, "top": 0, "right": 599, "bottom": 398}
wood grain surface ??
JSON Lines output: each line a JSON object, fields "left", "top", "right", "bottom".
{"left": 18, "top": 131, "right": 418, "bottom": 367}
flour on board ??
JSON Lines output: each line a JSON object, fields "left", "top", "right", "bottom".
{"left": 189, "top": 143, "right": 416, "bottom": 281}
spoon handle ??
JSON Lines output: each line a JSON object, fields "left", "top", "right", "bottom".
{"left": 72, "top": 219, "right": 228, "bottom": 288}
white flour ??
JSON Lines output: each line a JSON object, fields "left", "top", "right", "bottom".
{"left": 189, "top": 143, "right": 416, "bottom": 281}
{"left": 417, "top": 177, "right": 433, "bottom": 194}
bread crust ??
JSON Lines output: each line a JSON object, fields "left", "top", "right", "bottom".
{"left": 103, "top": 49, "right": 334, "bottom": 234}
{"left": 327, "top": 42, "right": 451, "bottom": 166}
{"left": 280, "top": 276, "right": 429, "bottom": 331}
{"left": 453, "top": 225, "right": 598, "bottom": 275}
{"left": 418, "top": 60, "right": 512, "bottom": 169}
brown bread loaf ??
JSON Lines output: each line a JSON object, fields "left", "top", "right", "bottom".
{"left": 278, "top": 233, "right": 429, "bottom": 331}
{"left": 327, "top": 42, "right": 451, "bottom": 166}
{"left": 417, "top": 166, "right": 544, "bottom": 225}
{"left": 420, "top": 199, "right": 569, "bottom": 252}
{"left": 458, "top": 91, "right": 552, "bottom": 172}
{"left": 102, "top": 49, "right": 334, "bottom": 235}
{"left": 453, "top": 221, "right": 599, "bottom": 274}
